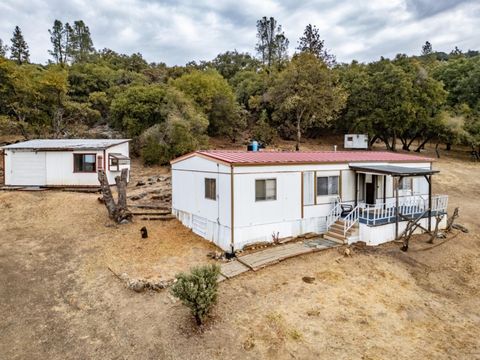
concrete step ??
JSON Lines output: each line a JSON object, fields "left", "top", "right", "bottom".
{"left": 323, "top": 234, "right": 346, "bottom": 244}
{"left": 328, "top": 227, "right": 350, "bottom": 237}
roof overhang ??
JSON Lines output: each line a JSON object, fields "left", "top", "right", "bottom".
{"left": 349, "top": 164, "right": 439, "bottom": 177}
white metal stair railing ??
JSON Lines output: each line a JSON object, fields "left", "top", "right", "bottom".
{"left": 343, "top": 204, "right": 360, "bottom": 237}
{"left": 326, "top": 199, "right": 342, "bottom": 231}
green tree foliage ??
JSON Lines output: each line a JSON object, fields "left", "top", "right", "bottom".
{"left": 170, "top": 264, "right": 220, "bottom": 326}
{"left": 422, "top": 41, "right": 433, "bottom": 55}
{"left": 172, "top": 70, "right": 246, "bottom": 140}
{"left": 269, "top": 52, "right": 346, "bottom": 150}
{"left": 70, "top": 20, "right": 95, "bottom": 62}
{"left": 255, "top": 17, "right": 289, "bottom": 68}
{"left": 10, "top": 26, "right": 29, "bottom": 65}
{"left": 210, "top": 50, "right": 260, "bottom": 80}
{"left": 0, "top": 39, "right": 8, "bottom": 58}
{"left": 49, "top": 20, "right": 67, "bottom": 65}
{"left": 252, "top": 109, "right": 276, "bottom": 145}
{"left": 297, "top": 24, "right": 335, "bottom": 66}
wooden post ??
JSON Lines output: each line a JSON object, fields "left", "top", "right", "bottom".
{"left": 427, "top": 174, "right": 432, "bottom": 232}
{"left": 383, "top": 175, "right": 387, "bottom": 209}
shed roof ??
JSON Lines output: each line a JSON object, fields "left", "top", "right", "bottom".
{"left": 349, "top": 164, "right": 438, "bottom": 176}
{"left": 2, "top": 139, "right": 130, "bottom": 151}
{"left": 171, "top": 150, "right": 434, "bottom": 166}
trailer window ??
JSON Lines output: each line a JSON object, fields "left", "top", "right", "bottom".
{"left": 317, "top": 176, "right": 339, "bottom": 196}
{"left": 74, "top": 154, "right": 96, "bottom": 172}
{"left": 255, "top": 179, "right": 276, "bottom": 201}
{"left": 205, "top": 178, "right": 216, "bottom": 200}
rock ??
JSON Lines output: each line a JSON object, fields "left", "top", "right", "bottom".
{"left": 119, "top": 219, "right": 130, "bottom": 225}
{"left": 302, "top": 276, "right": 315, "bottom": 284}
{"left": 344, "top": 248, "right": 352, "bottom": 257}
{"left": 436, "top": 232, "right": 447, "bottom": 239}
{"left": 136, "top": 181, "right": 146, "bottom": 187}
{"left": 128, "top": 279, "right": 146, "bottom": 292}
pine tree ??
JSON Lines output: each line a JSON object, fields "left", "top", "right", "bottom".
{"left": 297, "top": 24, "right": 336, "bottom": 66}
{"left": 255, "top": 16, "right": 289, "bottom": 68}
{"left": 49, "top": 20, "right": 67, "bottom": 65}
{"left": 68, "top": 20, "right": 94, "bottom": 63}
{"left": 0, "top": 38, "right": 8, "bottom": 57}
{"left": 10, "top": 26, "right": 29, "bottom": 65}
{"left": 422, "top": 41, "right": 433, "bottom": 55}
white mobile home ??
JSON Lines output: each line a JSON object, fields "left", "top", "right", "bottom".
{"left": 171, "top": 150, "right": 448, "bottom": 252}
{"left": 1, "top": 139, "right": 130, "bottom": 187}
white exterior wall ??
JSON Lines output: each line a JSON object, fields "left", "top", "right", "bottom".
{"left": 344, "top": 134, "right": 368, "bottom": 149}
{"left": 3, "top": 142, "right": 130, "bottom": 186}
{"left": 357, "top": 216, "right": 447, "bottom": 246}
{"left": 171, "top": 156, "right": 232, "bottom": 251}
{"left": 171, "top": 155, "right": 436, "bottom": 251}
{"left": 105, "top": 142, "right": 130, "bottom": 184}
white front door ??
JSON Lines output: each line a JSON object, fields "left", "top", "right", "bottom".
{"left": 10, "top": 151, "right": 46, "bottom": 186}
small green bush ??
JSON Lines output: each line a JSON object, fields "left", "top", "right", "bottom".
{"left": 170, "top": 264, "right": 221, "bottom": 326}
{"left": 252, "top": 110, "right": 276, "bottom": 145}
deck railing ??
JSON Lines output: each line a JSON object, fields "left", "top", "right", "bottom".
{"left": 358, "top": 194, "right": 448, "bottom": 226}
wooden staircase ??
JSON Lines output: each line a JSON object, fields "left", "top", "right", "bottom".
{"left": 323, "top": 219, "right": 358, "bottom": 244}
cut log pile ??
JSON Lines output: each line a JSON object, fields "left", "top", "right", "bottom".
{"left": 127, "top": 175, "right": 173, "bottom": 221}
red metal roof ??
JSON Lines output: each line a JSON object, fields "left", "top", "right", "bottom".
{"left": 174, "top": 150, "right": 434, "bottom": 165}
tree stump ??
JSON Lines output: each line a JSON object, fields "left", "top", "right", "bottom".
{"left": 98, "top": 169, "right": 132, "bottom": 224}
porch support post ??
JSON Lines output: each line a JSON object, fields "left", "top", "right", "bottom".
{"left": 355, "top": 172, "right": 358, "bottom": 206}
{"left": 426, "top": 174, "right": 432, "bottom": 232}
{"left": 395, "top": 176, "right": 402, "bottom": 240}
{"left": 383, "top": 175, "right": 386, "bottom": 209}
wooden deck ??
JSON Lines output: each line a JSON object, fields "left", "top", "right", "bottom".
{"left": 219, "top": 238, "right": 340, "bottom": 281}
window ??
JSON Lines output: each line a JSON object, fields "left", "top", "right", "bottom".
{"left": 74, "top": 154, "right": 96, "bottom": 173}
{"left": 255, "top": 179, "right": 276, "bottom": 201}
{"left": 347, "top": 136, "right": 353, "bottom": 142}
{"left": 398, "top": 177, "right": 412, "bottom": 191}
{"left": 316, "top": 176, "right": 339, "bottom": 196}
{"left": 303, "top": 172, "right": 315, "bottom": 205}
{"left": 205, "top": 178, "right": 216, "bottom": 200}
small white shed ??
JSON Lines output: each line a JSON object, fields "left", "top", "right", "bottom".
{"left": 344, "top": 134, "right": 368, "bottom": 149}
{"left": 1, "top": 139, "right": 130, "bottom": 187}
{"left": 171, "top": 150, "right": 448, "bottom": 252}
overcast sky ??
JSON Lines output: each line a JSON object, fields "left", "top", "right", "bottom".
{"left": 0, "top": 0, "right": 479, "bottom": 65}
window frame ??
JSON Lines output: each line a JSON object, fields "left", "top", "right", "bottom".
{"left": 316, "top": 175, "right": 339, "bottom": 196}
{"left": 73, "top": 153, "right": 97, "bottom": 173}
{"left": 398, "top": 177, "right": 413, "bottom": 191}
{"left": 204, "top": 178, "right": 216, "bottom": 201}
{"left": 255, "top": 178, "right": 277, "bottom": 202}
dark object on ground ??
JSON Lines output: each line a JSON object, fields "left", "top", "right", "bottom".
{"left": 225, "top": 251, "right": 236, "bottom": 260}
{"left": 136, "top": 181, "right": 146, "bottom": 186}
{"left": 170, "top": 264, "right": 221, "bottom": 326}
{"left": 98, "top": 169, "right": 132, "bottom": 224}
{"left": 302, "top": 276, "right": 315, "bottom": 284}
{"left": 141, "top": 226, "right": 148, "bottom": 239}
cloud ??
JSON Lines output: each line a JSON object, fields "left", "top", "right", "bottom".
{"left": 0, "top": 0, "right": 478, "bottom": 65}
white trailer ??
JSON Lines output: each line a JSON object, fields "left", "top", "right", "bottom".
{"left": 1, "top": 139, "right": 130, "bottom": 187}
{"left": 171, "top": 150, "right": 448, "bottom": 252}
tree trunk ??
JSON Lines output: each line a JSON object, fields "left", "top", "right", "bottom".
{"left": 414, "top": 137, "right": 431, "bottom": 152}
{"left": 295, "top": 117, "right": 301, "bottom": 151}
{"left": 391, "top": 130, "right": 397, "bottom": 151}
{"left": 98, "top": 169, "right": 132, "bottom": 224}
{"left": 368, "top": 134, "right": 379, "bottom": 149}
{"left": 446, "top": 143, "right": 451, "bottom": 151}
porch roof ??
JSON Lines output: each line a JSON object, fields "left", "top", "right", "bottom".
{"left": 349, "top": 164, "right": 439, "bottom": 177}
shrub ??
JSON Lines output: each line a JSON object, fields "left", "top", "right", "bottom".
{"left": 170, "top": 264, "right": 221, "bottom": 326}
{"left": 252, "top": 110, "right": 277, "bottom": 145}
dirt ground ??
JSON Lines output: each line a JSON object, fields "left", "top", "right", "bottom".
{"left": 1, "top": 146, "right": 480, "bottom": 359}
